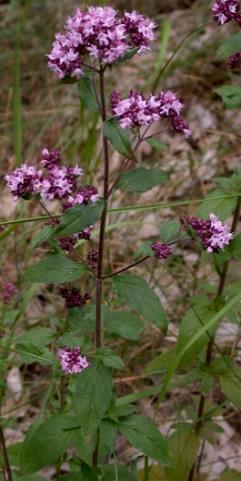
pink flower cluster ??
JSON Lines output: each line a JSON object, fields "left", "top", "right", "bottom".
{"left": 184, "top": 213, "right": 233, "bottom": 253}
{"left": 48, "top": 6, "right": 155, "bottom": 79}
{"left": 60, "top": 287, "right": 91, "bottom": 309}
{"left": 5, "top": 149, "right": 99, "bottom": 207}
{"left": 151, "top": 242, "right": 172, "bottom": 260}
{"left": 2, "top": 282, "right": 18, "bottom": 304}
{"left": 57, "top": 346, "right": 89, "bottom": 374}
{"left": 110, "top": 90, "right": 191, "bottom": 137}
{"left": 59, "top": 226, "right": 93, "bottom": 252}
{"left": 227, "top": 52, "right": 241, "bottom": 68}
{"left": 212, "top": 0, "right": 241, "bottom": 25}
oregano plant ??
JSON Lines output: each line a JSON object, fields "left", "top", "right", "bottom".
{"left": 1, "top": 2, "right": 241, "bottom": 481}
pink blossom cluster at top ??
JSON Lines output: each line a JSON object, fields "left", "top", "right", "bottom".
{"left": 212, "top": 0, "right": 241, "bottom": 25}
{"left": 5, "top": 149, "right": 99, "bottom": 207}
{"left": 2, "top": 282, "right": 18, "bottom": 304}
{"left": 110, "top": 90, "right": 191, "bottom": 137}
{"left": 184, "top": 213, "right": 233, "bottom": 253}
{"left": 57, "top": 346, "right": 89, "bottom": 374}
{"left": 48, "top": 6, "right": 155, "bottom": 79}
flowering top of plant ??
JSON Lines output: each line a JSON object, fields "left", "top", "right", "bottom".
{"left": 47, "top": 6, "right": 155, "bottom": 79}
{"left": 212, "top": 0, "right": 241, "bottom": 25}
{"left": 184, "top": 213, "right": 233, "bottom": 252}
{"left": 5, "top": 149, "right": 99, "bottom": 206}
{"left": 110, "top": 90, "right": 191, "bottom": 137}
{"left": 57, "top": 346, "right": 89, "bottom": 374}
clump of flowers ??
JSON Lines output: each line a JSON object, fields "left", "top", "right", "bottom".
{"left": 48, "top": 6, "right": 155, "bottom": 79}
{"left": 5, "top": 148, "right": 98, "bottom": 205}
{"left": 60, "top": 287, "right": 91, "bottom": 309}
{"left": 212, "top": 0, "right": 241, "bottom": 25}
{"left": 88, "top": 248, "right": 98, "bottom": 267}
{"left": 183, "top": 213, "right": 233, "bottom": 253}
{"left": 110, "top": 90, "right": 191, "bottom": 137}
{"left": 64, "top": 186, "right": 99, "bottom": 209}
{"left": 2, "top": 282, "right": 18, "bottom": 304}
{"left": 151, "top": 242, "right": 172, "bottom": 260}
{"left": 227, "top": 52, "right": 241, "bottom": 68}
{"left": 57, "top": 346, "right": 89, "bottom": 374}
{"left": 59, "top": 226, "right": 94, "bottom": 252}
{"left": 5, "top": 164, "right": 42, "bottom": 201}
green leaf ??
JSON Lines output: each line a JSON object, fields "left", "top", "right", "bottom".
{"left": 160, "top": 219, "right": 181, "bottom": 243}
{"left": 216, "top": 470, "right": 241, "bottom": 481}
{"left": 99, "top": 419, "right": 118, "bottom": 458}
{"left": 197, "top": 189, "right": 237, "bottom": 220}
{"left": 23, "top": 254, "right": 85, "bottom": 283}
{"left": 58, "top": 476, "right": 82, "bottom": 481}
{"left": 217, "top": 31, "right": 241, "bottom": 59}
{"left": 102, "top": 464, "right": 136, "bottom": 481}
{"left": 145, "top": 350, "right": 176, "bottom": 375}
{"left": 165, "top": 429, "right": 199, "bottom": 481}
{"left": 229, "top": 233, "right": 241, "bottom": 260}
{"left": 215, "top": 85, "right": 241, "bottom": 109}
{"left": 116, "top": 167, "right": 167, "bottom": 193}
{"left": 96, "top": 347, "right": 125, "bottom": 370}
{"left": 74, "top": 362, "right": 113, "bottom": 436}
{"left": 103, "top": 119, "right": 135, "bottom": 160}
{"left": 135, "top": 241, "right": 154, "bottom": 259}
{"left": 158, "top": 290, "right": 241, "bottom": 403}
{"left": 112, "top": 273, "right": 168, "bottom": 330}
{"left": 20, "top": 415, "right": 79, "bottom": 474}
{"left": 78, "top": 76, "right": 99, "bottom": 112}
{"left": 219, "top": 363, "right": 241, "bottom": 409}
{"left": 176, "top": 300, "right": 218, "bottom": 368}
{"left": 15, "top": 327, "right": 54, "bottom": 365}
{"left": 146, "top": 138, "right": 166, "bottom": 151}
{"left": 53, "top": 200, "right": 104, "bottom": 238}
{"left": 119, "top": 415, "right": 169, "bottom": 465}
{"left": 104, "top": 311, "right": 144, "bottom": 340}
{"left": 31, "top": 225, "right": 54, "bottom": 248}
{"left": 17, "top": 476, "right": 46, "bottom": 481}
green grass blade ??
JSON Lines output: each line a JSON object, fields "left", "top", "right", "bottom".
{"left": 13, "top": 21, "right": 22, "bottom": 166}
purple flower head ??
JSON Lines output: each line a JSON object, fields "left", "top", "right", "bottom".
{"left": 228, "top": 52, "right": 241, "bottom": 69}
{"left": 48, "top": 32, "right": 84, "bottom": 79}
{"left": 184, "top": 213, "right": 233, "bottom": 253}
{"left": 60, "top": 287, "right": 91, "bottom": 309}
{"left": 88, "top": 249, "right": 98, "bottom": 263}
{"left": 151, "top": 242, "right": 172, "bottom": 260}
{"left": 48, "top": 7, "right": 155, "bottom": 79}
{"left": 5, "top": 164, "right": 42, "bottom": 200}
{"left": 41, "top": 148, "right": 61, "bottom": 169}
{"left": 123, "top": 10, "right": 156, "bottom": 53}
{"left": 212, "top": 0, "right": 240, "bottom": 25}
{"left": 59, "top": 235, "right": 78, "bottom": 252}
{"left": 2, "top": 282, "right": 18, "bottom": 304}
{"left": 77, "top": 225, "right": 94, "bottom": 240}
{"left": 65, "top": 186, "right": 99, "bottom": 209}
{"left": 169, "top": 112, "right": 192, "bottom": 138}
{"left": 40, "top": 165, "right": 83, "bottom": 201}
{"left": 57, "top": 346, "right": 89, "bottom": 374}
{"left": 111, "top": 90, "right": 191, "bottom": 136}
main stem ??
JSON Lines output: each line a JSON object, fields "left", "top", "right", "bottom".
{"left": 187, "top": 196, "right": 241, "bottom": 481}
{"left": 95, "top": 67, "right": 109, "bottom": 349}
{"left": 0, "top": 425, "right": 13, "bottom": 481}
